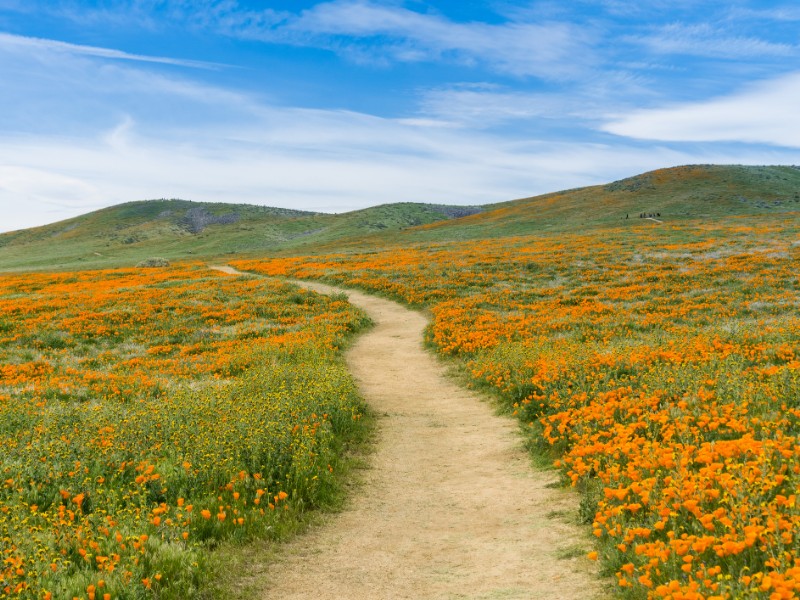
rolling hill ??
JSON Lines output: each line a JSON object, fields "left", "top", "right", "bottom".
{"left": 0, "top": 199, "right": 482, "bottom": 270}
{"left": 399, "top": 164, "right": 800, "bottom": 242}
{"left": 1, "top": 164, "right": 799, "bottom": 271}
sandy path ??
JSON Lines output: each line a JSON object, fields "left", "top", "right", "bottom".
{"left": 210, "top": 266, "right": 604, "bottom": 599}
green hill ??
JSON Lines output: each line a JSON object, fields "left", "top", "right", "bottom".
{"left": 397, "top": 164, "right": 800, "bottom": 242}
{"left": 0, "top": 199, "right": 481, "bottom": 270}
{"left": 2, "top": 164, "right": 799, "bottom": 270}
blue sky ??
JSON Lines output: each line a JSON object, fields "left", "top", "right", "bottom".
{"left": 2, "top": 1, "right": 800, "bottom": 232}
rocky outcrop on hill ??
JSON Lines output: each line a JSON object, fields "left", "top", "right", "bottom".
{"left": 180, "top": 207, "right": 240, "bottom": 233}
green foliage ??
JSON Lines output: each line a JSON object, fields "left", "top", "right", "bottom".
{"left": 137, "top": 257, "right": 171, "bottom": 268}
{"left": 0, "top": 266, "right": 371, "bottom": 598}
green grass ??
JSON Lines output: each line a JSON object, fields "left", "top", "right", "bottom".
{"left": 4, "top": 165, "right": 800, "bottom": 271}
{"left": 205, "top": 408, "right": 376, "bottom": 600}
{"left": 0, "top": 266, "right": 375, "bottom": 598}
{"left": 396, "top": 164, "right": 800, "bottom": 242}
{"left": 0, "top": 199, "right": 478, "bottom": 271}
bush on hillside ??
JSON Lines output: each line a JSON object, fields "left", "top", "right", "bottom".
{"left": 137, "top": 257, "right": 171, "bottom": 267}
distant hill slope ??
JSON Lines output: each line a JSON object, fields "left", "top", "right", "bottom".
{"left": 1, "top": 165, "right": 799, "bottom": 271}
{"left": 0, "top": 199, "right": 481, "bottom": 270}
{"left": 397, "top": 164, "right": 800, "bottom": 242}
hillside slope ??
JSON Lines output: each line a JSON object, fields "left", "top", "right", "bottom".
{"left": 0, "top": 199, "right": 480, "bottom": 270}
{"left": 398, "top": 164, "right": 800, "bottom": 242}
{"left": 2, "top": 164, "right": 799, "bottom": 270}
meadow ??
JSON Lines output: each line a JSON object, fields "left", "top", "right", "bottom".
{"left": 234, "top": 214, "right": 800, "bottom": 599}
{"left": 2, "top": 165, "right": 800, "bottom": 599}
{"left": 0, "top": 264, "right": 370, "bottom": 599}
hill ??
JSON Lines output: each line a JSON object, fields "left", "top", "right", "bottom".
{"left": 397, "top": 164, "right": 800, "bottom": 242}
{"left": 0, "top": 199, "right": 481, "bottom": 270}
{"left": 1, "top": 164, "right": 799, "bottom": 270}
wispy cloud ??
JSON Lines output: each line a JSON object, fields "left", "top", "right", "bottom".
{"left": 727, "top": 5, "right": 800, "bottom": 22}
{"left": 418, "top": 85, "right": 566, "bottom": 126}
{"left": 0, "top": 35, "right": 258, "bottom": 138}
{"left": 3, "top": 0, "right": 800, "bottom": 235}
{"left": 602, "top": 72, "right": 800, "bottom": 147}
{"left": 582, "top": 0, "right": 727, "bottom": 18}
{"left": 7, "top": 0, "right": 267, "bottom": 32}
{"left": 417, "top": 70, "right": 656, "bottom": 128}
{"left": 0, "top": 31, "right": 223, "bottom": 68}
{"left": 0, "top": 165, "right": 96, "bottom": 208}
{"left": 7, "top": 107, "right": 799, "bottom": 234}
{"left": 0, "top": 30, "right": 707, "bottom": 233}
{"left": 0, "top": 0, "right": 28, "bottom": 12}
{"left": 628, "top": 22, "right": 796, "bottom": 59}
{"left": 25, "top": 0, "right": 595, "bottom": 80}
{"left": 264, "top": 1, "right": 595, "bottom": 79}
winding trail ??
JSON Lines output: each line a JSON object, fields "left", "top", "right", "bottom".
{"left": 210, "top": 266, "right": 604, "bottom": 599}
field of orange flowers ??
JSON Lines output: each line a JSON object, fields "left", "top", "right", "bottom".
{"left": 235, "top": 215, "right": 800, "bottom": 599}
{"left": 0, "top": 264, "right": 369, "bottom": 599}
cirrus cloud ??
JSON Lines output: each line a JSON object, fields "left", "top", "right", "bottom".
{"left": 603, "top": 72, "right": 800, "bottom": 148}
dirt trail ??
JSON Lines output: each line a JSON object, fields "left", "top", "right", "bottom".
{"left": 209, "top": 266, "right": 604, "bottom": 599}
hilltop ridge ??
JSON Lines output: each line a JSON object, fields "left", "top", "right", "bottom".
{"left": 1, "top": 164, "right": 799, "bottom": 271}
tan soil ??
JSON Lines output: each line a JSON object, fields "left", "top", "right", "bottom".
{"left": 210, "top": 266, "right": 606, "bottom": 599}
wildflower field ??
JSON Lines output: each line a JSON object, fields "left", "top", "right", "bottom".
{"left": 235, "top": 214, "right": 800, "bottom": 599}
{"left": 0, "top": 264, "right": 369, "bottom": 599}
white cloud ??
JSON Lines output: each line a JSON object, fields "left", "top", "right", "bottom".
{"left": 602, "top": 72, "right": 800, "bottom": 147}
{"left": 414, "top": 56, "right": 668, "bottom": 131}
{"left": 417, "top": 75, "right": 651, "bottom": 127}
{"left": 628, "top": 22, "right": 796, "bottom": 58}
{"left": 419, "top": 86, "right": 564, "bottom": 126}
{"left": 728, "top": 6, "right": 800, "bottom": 22}
{"left": 0, "top": 165, "right": 101, "bottom": 232}
{"left": 10, "top": 1, "right": 594, "bottom": 79}
{"left": 237, "top": 0, "right": 595, "bottom": 79}
{"left": 2, "top": 107, "right": 563, "bottom": 218}
{"left": 0, "top": 35, "right": 260, "bottom": 138}
{"left": 0, "top": 0, "right": 28, "bottom": 11}
{"left": 5, "top": 107, "right": 800, "bottom": 233}
{"left": 584, "top": 0, "right": 729, "bottom": 17}
{"left": 3, "top": 11, "right": 800, "bottom": 235}
{"left": 0, "top": 31, "right": 222, "bottom": 68}
{"left": 103, "top": 115, "right": 135, "bottom": 150}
